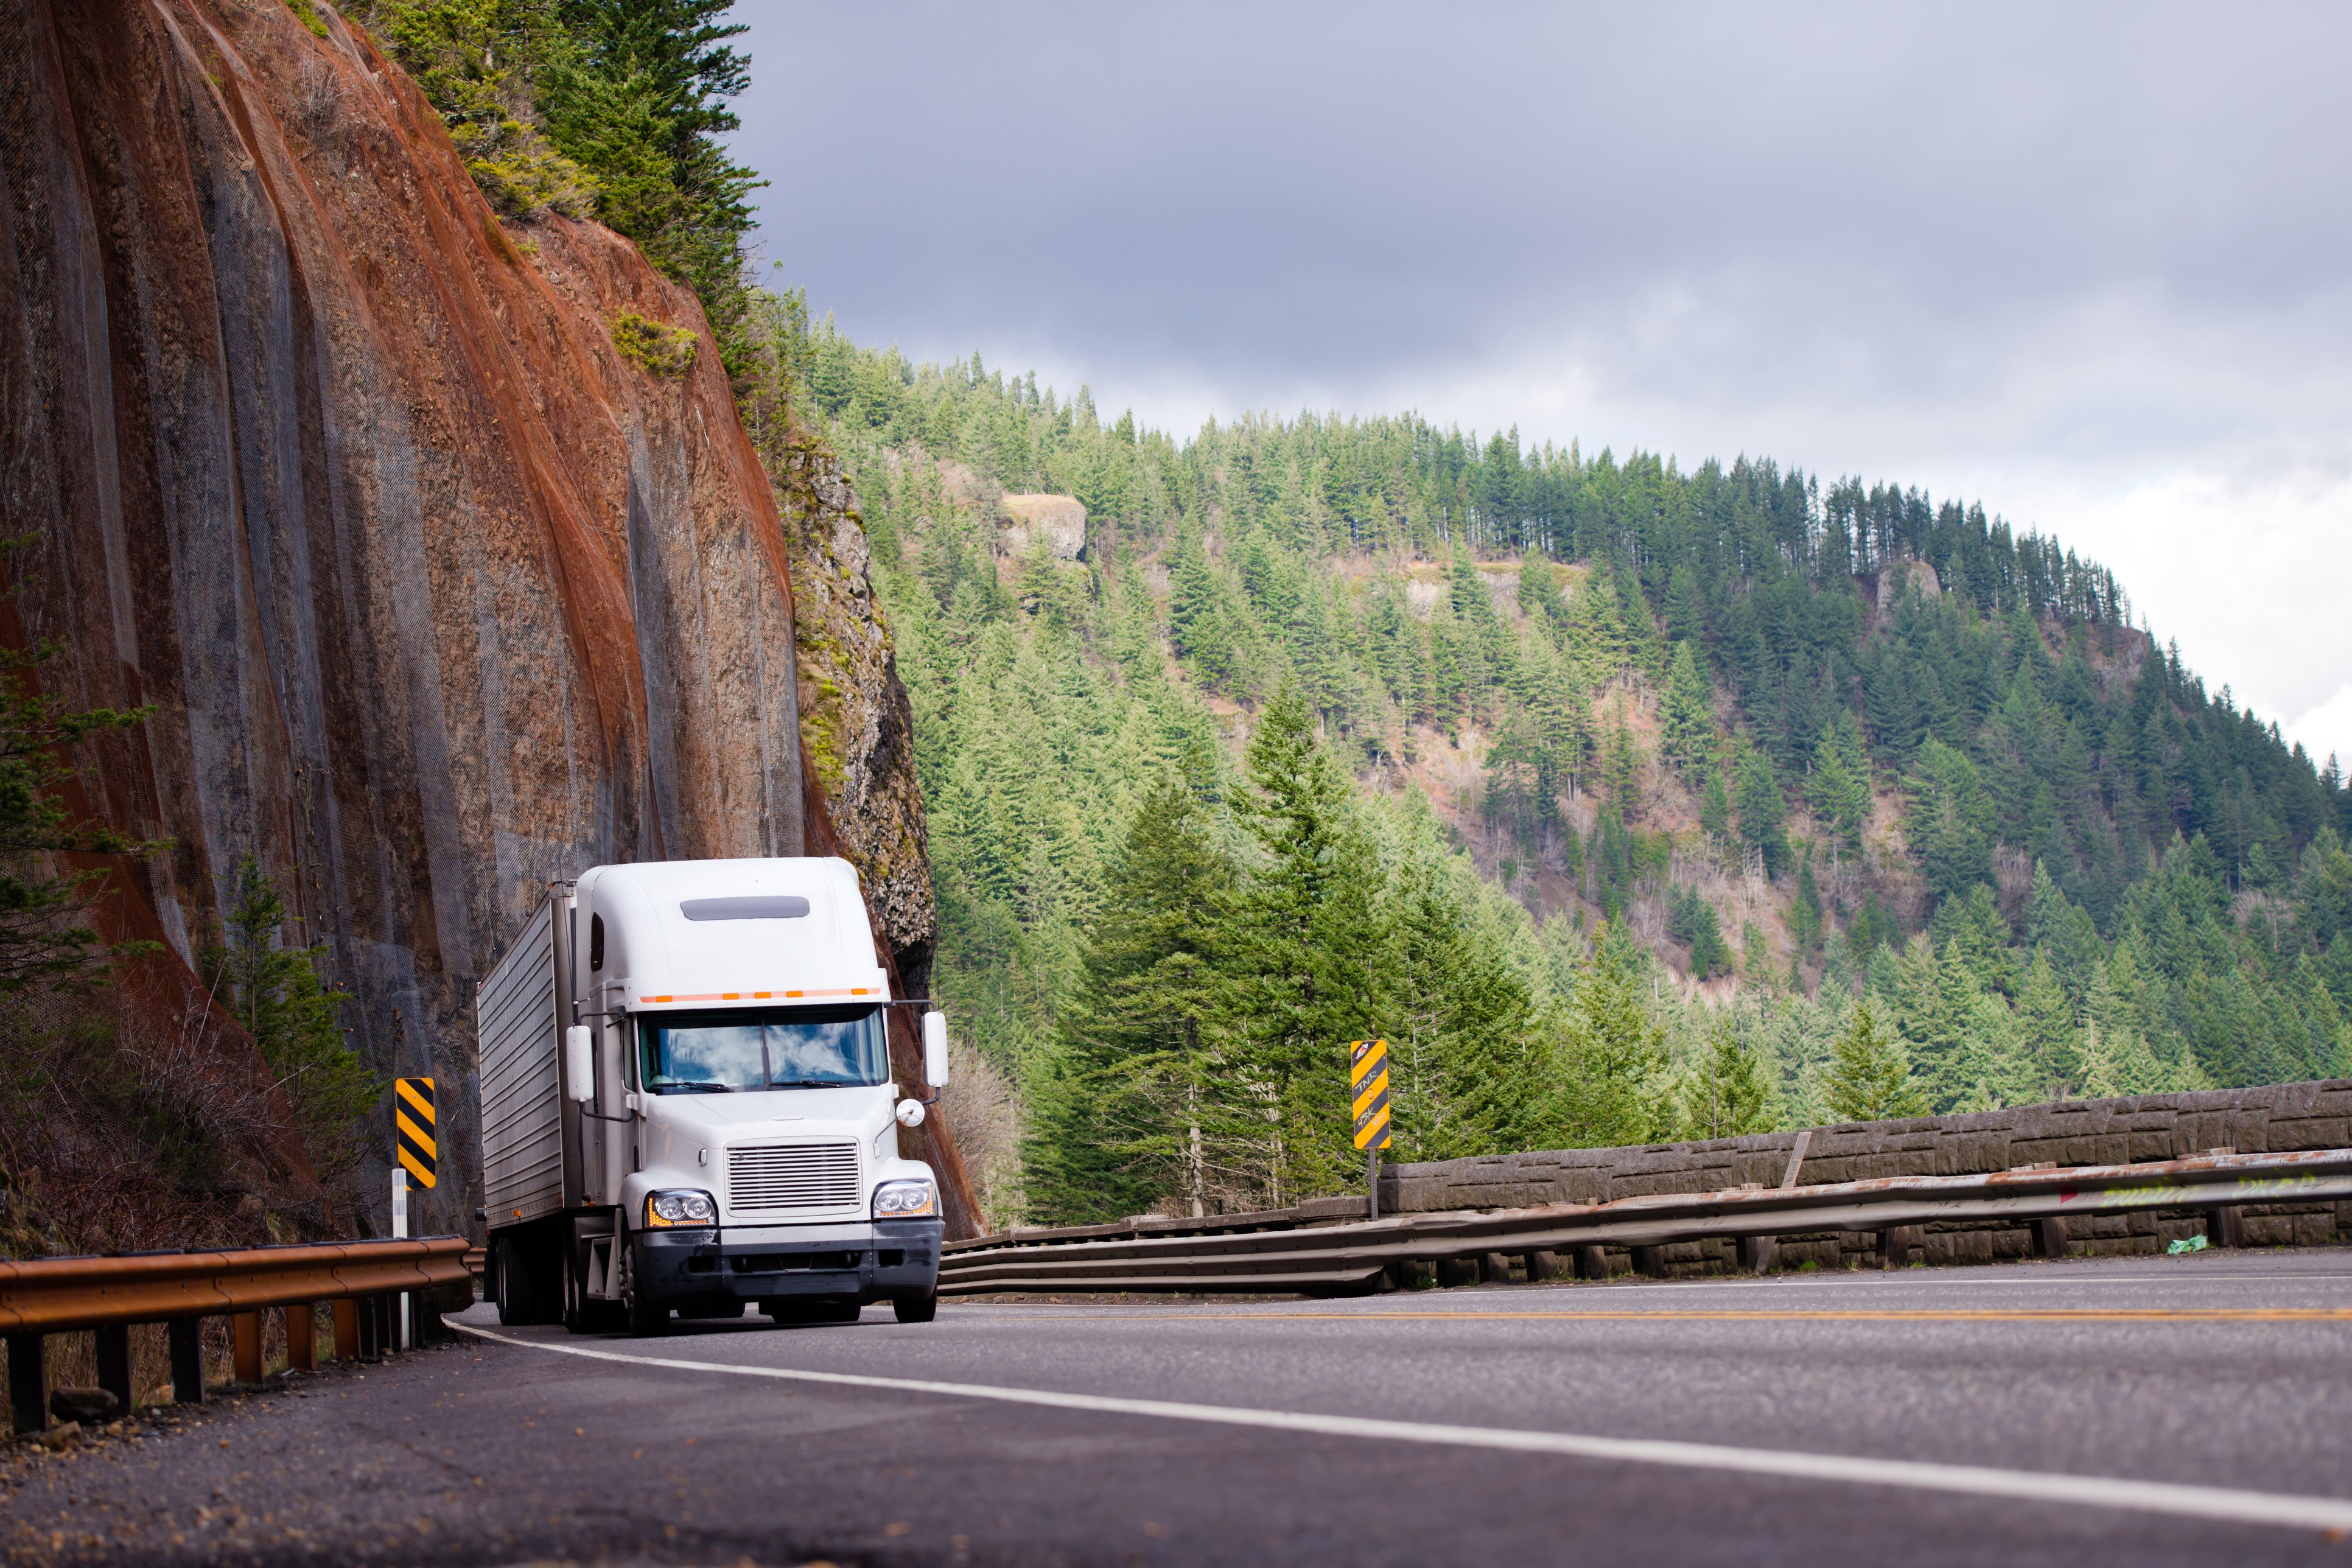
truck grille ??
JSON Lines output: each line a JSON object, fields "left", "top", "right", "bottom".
{"left": 727, "top": 1142, "right": 861, "bottom": 1214}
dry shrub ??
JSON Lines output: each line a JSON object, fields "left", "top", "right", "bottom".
{"left": 0, "top": 978, "right": 340, "bottom": 1418}
{"left": 936, "top": 1033, "right": 1023, "bottom": 1234}
{"left": 0, "top": 981, "right": 326, "bottom": 1261}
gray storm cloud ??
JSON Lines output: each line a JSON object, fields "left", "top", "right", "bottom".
{"left": 726, "top": 1, "right": 2352, "bottom": 752}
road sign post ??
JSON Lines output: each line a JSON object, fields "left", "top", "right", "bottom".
{"left": 1350, "top": 1039, "right": 1391, "bottom": 1221}
{"left": 393, "top": 1077, "right": 436, "bottom": 1349}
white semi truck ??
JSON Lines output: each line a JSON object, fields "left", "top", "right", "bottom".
{"left": 475, "top": 857, "right": 948, "bottom": 1335}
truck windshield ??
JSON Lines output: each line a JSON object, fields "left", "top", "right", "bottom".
{"left": 636, "top": 1005, "right": 887, "bottom": 1094}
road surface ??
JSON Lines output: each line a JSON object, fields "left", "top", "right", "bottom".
{"left": 9, "top": 1248, "right": 2351, "bottom": 1564}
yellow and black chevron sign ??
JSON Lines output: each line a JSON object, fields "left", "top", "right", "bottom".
{"left": 1349, "top": 1038, "right": 1391, "bottom": 1151}
{"left": 394, "top": 1076, "right": 436, "bottom": 1189}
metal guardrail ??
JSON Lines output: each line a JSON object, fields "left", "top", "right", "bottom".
{"left": 939, "top": 1149, "right": 2352, "bottom": 1297}
{"left": 0, "top": 1237, "right": 472, "bottom": 1437}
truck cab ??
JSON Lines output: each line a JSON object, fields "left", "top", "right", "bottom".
{"left": 478, "top": 858, "right": 947, "bottom": 1335}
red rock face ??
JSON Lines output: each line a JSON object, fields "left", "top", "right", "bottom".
{"left": 0, "top": 0, "right": 973, "bottom": 1236}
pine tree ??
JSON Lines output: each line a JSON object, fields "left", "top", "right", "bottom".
{"left": 2025, "top": 861, "right": 2104, "bottom": 993}
{"left": 1220, "top": 683, "right": 1392, "bottom": 1206}
{"left": 2079, "top": 954, "right": 2170, "bottom": 1097}
{"left": 1023, "top": 761, "right": 1236, "bottom": 1222}
{"left": 1953, "top": 992, "right": 2039, "bottom": 1111}
{"left": 1905, "top": 738, "right": 1997, "bottom": 905}
{"left": 1679, "top": 1013, "right": 1776, "bottom": 1139}
{"left": 1824, "top": 1002, "right": 1929, "bottom": 1121}
{"left": 207, "top": 858, "right": 377, "bottom": 1188}
{"left": 1601, "top": 701, "right": 1641, "bottom": 817}
{"left": 1386, "top": 861, "right": 1550, "bottom": 1160}
{"left": 1167, "top": 533, "right": 1238, "bottom": 688}
{"left": 1791, "top": 852, "right": 1824, "bottom": 953}
{"left": 1805, "top": 712, "right": 1872, "bottom": 861}
{"left": 1664, "top": 564, "right": 1707, "bottom": 647}
{"left": 2015, "top": 950, "right": 2081, "bottom": 1097}
{"left": 1735, "top": 743, "right": 1790, "bottom": 876}
{"left": 1554, "top": 922, "right": 1667, "bottom": 1147}
{"left": 1661, "top": 642, "right": 1715, "bottom": 780}
{"left": 1561, "top": 565, "right": 1631, "bottom": 690}
{"left": 1699, "top": 766, "right": 1732, "bottom": 842}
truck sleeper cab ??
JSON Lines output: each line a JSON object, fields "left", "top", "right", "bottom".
{"left": 475, "top": 858, "right": 949, "bottom": 1335}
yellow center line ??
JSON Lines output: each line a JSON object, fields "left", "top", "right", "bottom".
{"left": 1116, "top": 1307, "right": 2352, "bottom": 1323}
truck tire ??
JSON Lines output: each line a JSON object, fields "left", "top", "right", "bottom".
{"left": 562, "top": 1241, "right": 626, "bottom": 1335}
{"left": 625, "top": 1286, "right": 669, "bottom": 1337}
{"left": 892, "top": 1292, "right": 938, "bottom": 1324}
{"left": 495, "top": 1236, "right": 536, "bottom": 1327}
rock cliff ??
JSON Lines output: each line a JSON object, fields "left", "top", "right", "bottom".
{"left": 0, "top": 0, "right": 970, "bottom": 1236}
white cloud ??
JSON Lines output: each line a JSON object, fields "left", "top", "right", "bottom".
{"left": 1996, "top": 461, "right": 2352, "bottom": 760}
{"left": 2286, "top": 685, "right": 2352, "bottom": 773}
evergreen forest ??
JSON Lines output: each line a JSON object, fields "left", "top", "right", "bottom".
{"left": 777, "top": 323, "right": 2352, "bottom": 1226}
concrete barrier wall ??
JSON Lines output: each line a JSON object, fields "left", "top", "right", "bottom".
{"left": 1379, "top": 1079, "right": 2352, "bottom": 1272}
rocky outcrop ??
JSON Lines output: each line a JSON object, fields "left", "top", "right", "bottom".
{"left": 0, "top": 0, "right": 971, "bottom": 1236}
{"left": 771, "top": 438, "right": 936, "bottom": 996}
{"left": 1870, "top": 558, "right": 1943, "bottom": 629}
{"left": 998, "top": 493, "right": 1087, "bottom": 561}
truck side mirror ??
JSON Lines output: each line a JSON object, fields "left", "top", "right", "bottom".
{"left": 564, "top": 1024, "right": 595, "bottom": 1102}
{"left": 922, "top": 1010, "right": 950, "bottom": 1090}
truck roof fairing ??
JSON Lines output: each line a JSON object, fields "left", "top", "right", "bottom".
{"left": 575, "top": 857, "right": 891, "bottom": 1009}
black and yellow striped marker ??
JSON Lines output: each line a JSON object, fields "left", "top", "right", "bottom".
{"left": 1350, "top": 1038, "right": 1391, "bottom": 1151}
{"left": 394, "top": 1076, "right": 436, "bottom": 1188}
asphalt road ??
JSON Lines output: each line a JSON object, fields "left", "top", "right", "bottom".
{"left": 9, "top": 1249, "right": 2352, "bottom": 1566}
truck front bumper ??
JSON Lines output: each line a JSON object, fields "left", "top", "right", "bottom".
{"left": 631, "top": 1219, "right": 943, "bottom": 1306}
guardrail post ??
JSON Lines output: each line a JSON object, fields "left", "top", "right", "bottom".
{"left": 1478, "top": 1251, "right": 1513, "bottom": 1284}
{"left": 1738, "top": 1235, "right": 1777, "bottom": 1274}
{"left": 332, "top": 1298, "right": 360, "bottom": 1361}
{"left": 94, "top": 1325, "right": 131, "bottom": 1415}
{"left": 1438, "top": 1258, "right": 1478, "bottom": 1288}
{"left": 2211, "top": 1206, "right": 2245, "bottom": 1247}
{"left": 1879, "top": 1225, "right": 1921, "bottom": 1268}
{"left": 285, "top": 1305, "right": 316, "bottom": 1372}
{"left": 1632, "top": 1245, "right": 1664, "bottom": 1278}
{"left": 357, "top": 1295, "right": 381, "bottom": 1359}
{"left": 1528, "top": 1250, "right": 1564, "bottom": 1281}
{"left": 231, "top": 1311, "right": 263, "bottom": 1384}
{"left": 2034, "top": 1217, "right": 2069, "bottom": 1259}
{"left": 1575, "top": 1244, "right": 1608, "bottom": 1280}
{"left": 7, "top": 1334, "right": 45, "bottom": 1434}
{"left": 167, "top": 1318, "right": 203, "bottom": 1404}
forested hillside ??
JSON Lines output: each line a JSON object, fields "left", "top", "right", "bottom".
{"left": 767, "top": 322, "right": 2352, "bottom": 1226}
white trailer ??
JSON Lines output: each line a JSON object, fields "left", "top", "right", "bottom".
{"left": 475, "top": 857, "right": 948, "bottom": 1334}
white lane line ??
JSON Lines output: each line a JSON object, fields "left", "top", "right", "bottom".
{"left": 449, "top": 1318, "right": 2352, "bottom": 1535}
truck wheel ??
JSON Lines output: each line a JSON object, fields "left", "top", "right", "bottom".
{"left": 625, "top": 1287, "right": 668, "bottom": 1337}
{"left": 563, "top": 1244, "right": 627, "bottom": 1335}
{"left": 892, "top": 1292, "right": 939, "bottom": 1324}
{"left": 495, "top": 1237, "right": 536, "bottom": 1327}
{"left": 561, "top": 1242, "right": 585, "bottom": 1334}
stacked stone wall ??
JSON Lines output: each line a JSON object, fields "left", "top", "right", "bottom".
{"left": 1380, "top": 1080, "right": 2352, "bottom": 1274}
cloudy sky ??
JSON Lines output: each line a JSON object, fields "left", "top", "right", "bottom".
{"left": 727, "top": 2, "right": 2352, "bottom": 765}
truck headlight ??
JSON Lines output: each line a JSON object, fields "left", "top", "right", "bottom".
{"left": 873, "top": 1179, "right": 936, "bottom": 1219}
{"left": 646, "top": 1189, "right": 717, "bottom": 1227}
